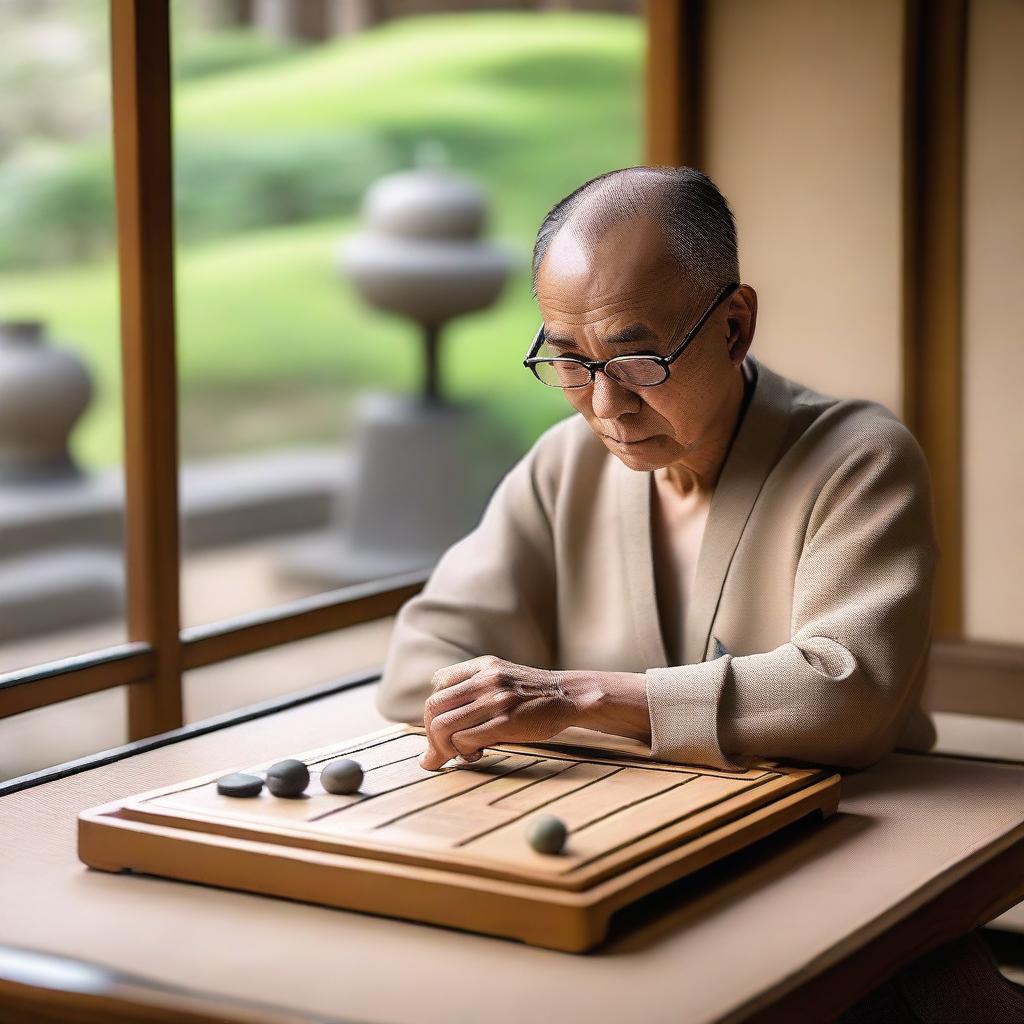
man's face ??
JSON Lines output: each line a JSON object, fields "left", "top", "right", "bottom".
{"left": 535, "top": 215, "right": 745, "bottom": 473}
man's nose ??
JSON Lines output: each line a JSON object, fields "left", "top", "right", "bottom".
{"left": 590, "top": 369, "right": 640, "bottom": 418}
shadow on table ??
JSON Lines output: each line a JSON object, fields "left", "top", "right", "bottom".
{"left": 600, "top": 809, "right": 874, "bottom": 955}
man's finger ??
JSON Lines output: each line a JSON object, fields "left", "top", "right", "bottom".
{"left": 423, "top": 677, "right": 483, "bottom": 731}
{"left": 448, "top": 717, "right": 512, "bottom": 762}
{"left": 420, "top": 699, "right": 495, "bottom": 769}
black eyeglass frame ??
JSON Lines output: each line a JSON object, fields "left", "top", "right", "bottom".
{"left": 523, "top": 280, "right": 741, "bottom": 389}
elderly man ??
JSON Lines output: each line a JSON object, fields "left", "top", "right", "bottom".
{"left": 375, "top": 165, "right": 938, "bottom": 775}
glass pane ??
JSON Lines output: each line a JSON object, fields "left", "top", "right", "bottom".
{"left": 1, "top": 687, "right": 127, "bottom": 782}
{"left": 0, "top": 2, "right": 127, "bottom": 683}
{"left": 169, "top": 2, "right": 643, "bottom": 634}
{"left": 184, "top": 621, "right": 393, "bottom": 724}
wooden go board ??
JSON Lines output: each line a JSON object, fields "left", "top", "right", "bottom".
{"left": 78, "top": 725, "right": 841, "bottom": 951}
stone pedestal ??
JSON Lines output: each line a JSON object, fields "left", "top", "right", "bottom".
{"left": 278, "top": 392, "right": 520, "bottom": 586}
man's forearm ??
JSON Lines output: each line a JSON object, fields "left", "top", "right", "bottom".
{"left": 561, "top": 670, "right": 652, "bottom": 744}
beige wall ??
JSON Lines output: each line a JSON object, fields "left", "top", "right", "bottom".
{"left": 963, "top": 0, "right": 1024, "bottom": 644}
{"left": 702, "top": 0, "right": 903, "bottom": 415}
{"left": 702, "top": 0, "right": 1023, "bottom": 646}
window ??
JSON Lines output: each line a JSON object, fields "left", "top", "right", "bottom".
{"left": 0, "top": 0, "right": 643, "bottom": 779}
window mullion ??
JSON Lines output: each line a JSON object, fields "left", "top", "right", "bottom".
{"left": 110, "top": 0, "right": 183, "bottom": 739}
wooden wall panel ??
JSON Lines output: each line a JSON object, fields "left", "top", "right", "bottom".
{"left": 701, "top": 0, "right": 903, "bottom": 414}
{"left": 963, "top": 0, "right": 1024, "bottom": 645}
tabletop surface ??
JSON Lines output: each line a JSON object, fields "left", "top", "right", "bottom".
{"left": 2, "top": 680, "right": 1024, "bottom": 1024}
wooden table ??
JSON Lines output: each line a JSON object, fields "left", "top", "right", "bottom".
{"left": 2, "top": 670, "right": 1023, "bottom": 1024}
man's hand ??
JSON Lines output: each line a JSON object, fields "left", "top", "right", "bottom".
{"left": 419, "top": 656, "right": 588, "bottom": 770}
{"left": 418, "top": 655, "right": 651, "bottom": 770}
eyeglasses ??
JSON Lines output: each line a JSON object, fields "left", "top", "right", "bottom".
{"left": 523, "top": 281, "right": 740, "bottom": 389}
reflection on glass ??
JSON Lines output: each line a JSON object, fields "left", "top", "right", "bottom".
{"left": 171, "top": 2, "right": 643, "bottom": 635}
{"left": 0, "top": 0, "right": 642, "bottom": 781}
{"left": 183, "top": 621, "right": 394, "bottom": 725}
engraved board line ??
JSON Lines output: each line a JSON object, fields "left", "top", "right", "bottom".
{"left": 491, "top": 741, "right": 774, "bottom": 779}
{"left": 306, "top": 753, "right": 517, "bottom": 824}
{"left": 309, "top": 747, "right": 426, "bottom": 778}
{"left": 449, "top": 769, "right": 700, "bottom": 849}
{"left": 558, "top": 774, "right": 697, "bottom": 834}
{"left": 366, "top": 758, "right": 626, "bottom": 835}
{"left": 148, "top": 732, "right": 422, "bottom": 802}
{"left": 485, "top": 757, "right": 582, "bottom": 805}
{"left": 307, "top": 752, "right": 596, "bottom": 828}
{"left": 564, "top": 773, "right": 779, "bottom": 872}
{"left": 367, "top": 756, "right": 544, "bottom": 829}
{"left": 304, "top": 733, "right": 420, "bottom": 767}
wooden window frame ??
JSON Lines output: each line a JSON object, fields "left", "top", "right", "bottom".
{"left": 2, "top": 0, "right": 1020, "bottom": 740}
{"left": 0, "top": 1, "right": 427, "bottom": 735}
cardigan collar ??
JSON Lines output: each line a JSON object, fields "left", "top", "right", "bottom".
{"left": 616, "top": 353, "right": 795, "bottom": 667}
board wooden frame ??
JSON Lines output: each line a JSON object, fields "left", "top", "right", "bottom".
{"left": 79, "top": 725, "right": 840, "bottom": 951}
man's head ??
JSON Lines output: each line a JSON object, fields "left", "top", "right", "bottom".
{"left": 531, "top": 166, "right": 757, "bottom": 474}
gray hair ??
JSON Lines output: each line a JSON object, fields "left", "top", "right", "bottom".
{"left": 530, "top": 165, "right": 739, "bottom": 310}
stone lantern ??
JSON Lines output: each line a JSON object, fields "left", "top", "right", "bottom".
{"left": 279, "top": 145, "right": 522, "bottom": 586}
{"left": 342, "top": 145, "right": 513, "bottom": 405}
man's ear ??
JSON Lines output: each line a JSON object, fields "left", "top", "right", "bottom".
{"left": 726, "top": 285, "right": 757, "bottom": 365}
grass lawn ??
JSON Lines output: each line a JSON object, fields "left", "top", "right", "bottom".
{"left": 0, "top": 11, "right": 643, "bottom": 467}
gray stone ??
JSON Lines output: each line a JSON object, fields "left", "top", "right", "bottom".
{"left": 216, "top": 772, "right": 263, "bottom": 798}
{"left": 526, "top": 814, "right": 567, "bottom": 854}
{"left": 266, "top": 758, "right": 310, "bottom": 798}
{"left": 320, "top": 758, "right": 363, "bottom": 795}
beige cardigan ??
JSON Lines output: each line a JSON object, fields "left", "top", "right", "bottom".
{"left": 376, "top": 354, "right": 939, "bottom": 771}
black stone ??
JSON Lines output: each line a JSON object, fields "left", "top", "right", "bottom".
{"left": 320, "top": 758, "right": 364, "bottom": 795}
{"left": 266, "top": 758, "right": 310, "bottom": 798}
{"left": 216, "top": 772, "right": 263, "bottom": 798}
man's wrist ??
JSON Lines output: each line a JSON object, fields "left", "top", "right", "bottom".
{"left": 559, "top": 669, "right": 651, "bottom": 743}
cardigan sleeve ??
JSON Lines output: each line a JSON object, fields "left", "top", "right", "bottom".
{"left": 374, "top": 438, "right": 559, "bottom": 725}
{"left": 645, "top": 416, "right": 939, "bottom": 771}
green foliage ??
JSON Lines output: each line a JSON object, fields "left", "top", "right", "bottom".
{"left": 0, "top": 150, "right": 114, "bottom": 268}
{"left": 173, "top": 28, "right": 300, "bottom": 82}
{"left": 0, "top": 132, "right": 404, "bottom": 268}
{"left": 174, "top": 131, "right": 402, "bottom": 242}
{"left": 0, "top": 11, "right": 643, "bottom": 466}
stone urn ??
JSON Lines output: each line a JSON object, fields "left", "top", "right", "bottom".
{"left": 338, "top": 143, "right": 516, "bottom": 403}
{"left": 0, "top": 320, "right": 93, "bottom": 483}
{"left": 278, "top": 147, "right": 523, "bottom": 587}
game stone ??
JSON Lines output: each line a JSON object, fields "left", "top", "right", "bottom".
{"left": 320, "top": 758, "right": 364, "bottom": 795}
{"left": 216, "top": 772, "right": 263, "bottom": 798}
{"left": 527, "top": 814, "right": 567, "bottom": 854}
{"left": 266, "top": 759, "right": 310, "bottom": 798}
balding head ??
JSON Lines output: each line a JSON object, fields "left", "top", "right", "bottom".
{"left": 531, "top": 166, "right": 739, "bottom": 314}
{"left": 527, "top": 166, "right": 756, "bottom": 487}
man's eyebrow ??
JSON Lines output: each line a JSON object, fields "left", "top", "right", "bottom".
{"left": 543, "top": 323, "right": 660, "bottom": 349}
